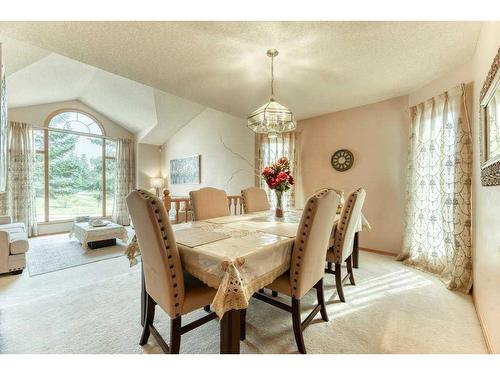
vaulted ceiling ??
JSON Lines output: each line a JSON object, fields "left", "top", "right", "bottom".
{"left": 1, "top": 34, "right": 205, "bottom": 145}
{"left": 0, "top": 21, "right": 483, "bottom": 144}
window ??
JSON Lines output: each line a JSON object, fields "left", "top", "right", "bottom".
{"left": 48, "top": 111, "right": 104, "bottom": 135}
{"left": 257, "top": 132, "right": 298, "bottom": 208}
{"left": 35, "top": 110, "right": 116, "bottom": 222}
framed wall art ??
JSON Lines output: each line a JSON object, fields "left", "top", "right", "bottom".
{"left": 480, "top": 46, "right": 500, "bottom": 186}
{"left": 169, "top": 155, "right": 201, "bottom": 185}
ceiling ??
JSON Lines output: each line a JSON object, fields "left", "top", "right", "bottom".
{"left": 1, "top": 35, "right": 206, "bottom": 145}
{"left": 0, "top": 21, "right": 483, "bottom": 141}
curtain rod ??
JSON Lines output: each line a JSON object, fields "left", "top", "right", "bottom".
{"left": 32, "top": 125, "right": 132, "bottom": 142}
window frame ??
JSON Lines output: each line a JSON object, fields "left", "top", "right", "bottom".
{"left": 35, "top": 109, "right": 116, "bottom": 223}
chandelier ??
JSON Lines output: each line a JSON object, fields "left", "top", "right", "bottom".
{"left": 247, "top": 49, "right": 296, "bottom": 138}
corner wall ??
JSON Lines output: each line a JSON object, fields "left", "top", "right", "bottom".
{"left": 298, "top": 95, "right": 409, "bottom": 253}
{"left": 471, "top": 22, "right": 500, "bottom": 354}
{"left": 161, "top": 108, "right": 254, "bottom": 197}
{"left": 137, "top": 143, "right": 162, "bottom": 192}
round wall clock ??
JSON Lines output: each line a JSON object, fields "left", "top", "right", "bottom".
{"left": 331, "top": 149, "right": 354, "bottom": 172}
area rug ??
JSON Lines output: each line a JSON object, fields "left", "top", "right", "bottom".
{"left": 27, "top": 232, "right": 132, "bottom": 276}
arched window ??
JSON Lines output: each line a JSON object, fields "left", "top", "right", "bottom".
{"left": 47, "top": 110, "right": 105, "bottom": 135}
{"left": 34, "top": 109, "right": 116, "bottom": 222}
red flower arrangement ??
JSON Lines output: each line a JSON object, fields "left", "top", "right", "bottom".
{"left": 262, "top": 157, "right": 294, "bottom": 217}
{"left": 261, "top": 156, "right": 294, "bottom": 191}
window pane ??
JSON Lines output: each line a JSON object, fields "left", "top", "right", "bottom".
{"left": 88, "top": 123, "right": 102, "bottom": 134}
{"left": 48, "top": 131, "right": 103, "bottom": 220}
{"left": 105, "top": 139, "right": 117, "bottom": 157}
{"left": 49, "top": 115, "right": 67, "bottom": 130}
{"left": 34, "top": 153, "right": 45, "bottom": 222}
{"left": 48, "top": 111, "right": 103, "bottom": 135}
{"left": 66, "top": 121, "right": 89, "bottom": 133}
{"left": 105, "top": 158, "right": 115, "bottom": 216}
{"left": 34, "top": 129, "right": 44, "bottom": 151}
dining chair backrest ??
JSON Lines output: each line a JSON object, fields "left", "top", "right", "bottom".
{"left": 332, "top": 188, "right": 366, "bottom": 263}
{"left": 314, "top": 187, "right": 345, "bottom": 213}
{"left": 189, "top": 187, "right": 230, "bottom": 221}
{"left": 241, "top": 187, "right": 270, "bottom": 213}
{"left": 290, "top": 189, "right": 340, "bottom": 299}
{"left": 126, "top": 190, "right": 185, "bottom": 318}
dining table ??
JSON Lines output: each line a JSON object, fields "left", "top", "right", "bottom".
{"left": 139, "top": 208, "right": 370, "bottom": 354}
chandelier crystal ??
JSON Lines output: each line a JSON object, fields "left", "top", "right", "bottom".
{"left": 247, "top": 49, "right": 296, "bottom": 138}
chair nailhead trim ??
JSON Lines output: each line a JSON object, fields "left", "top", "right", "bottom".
{"left": 290, "top": 192, "right": 321, "bottom": 298}
{"left": 333, "top": 189, "right": 362, "bottom": 262}
{"left": 140, "top": 189, "right": 182, "bottom": 316}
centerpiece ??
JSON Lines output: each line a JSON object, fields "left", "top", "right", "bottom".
{"left": 261, "top": 156, "right": 294, "bottom": 218}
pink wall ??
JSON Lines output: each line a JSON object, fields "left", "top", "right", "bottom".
{"left": 298, "top": 95, "right": 409, "bottom": 253}
{"left": 408, "top": 22, "right": 500, "bottom": 353}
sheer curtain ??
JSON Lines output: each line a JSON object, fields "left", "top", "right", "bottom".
{"left": 400, "top": 84, "right": 472, "bottom": 293}
{"left": 112, "top": 138, "right": 136, "bottom": 225}
{"left": 5, "top": 121, "right": 37, "bottom": 236}
{"left": 256, "top": 131, "right": 300, "bottom": 208}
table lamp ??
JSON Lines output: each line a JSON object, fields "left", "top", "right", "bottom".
{"left": 150, "top": 177, "right": 165, "bottom": 197}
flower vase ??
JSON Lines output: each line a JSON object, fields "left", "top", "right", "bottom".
{"left": 275, "top": 190, "right": 284, "bottom": 218}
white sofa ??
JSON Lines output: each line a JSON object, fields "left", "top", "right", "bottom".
{"left": 0, "top": 215, "right": 29, "bottom": 275}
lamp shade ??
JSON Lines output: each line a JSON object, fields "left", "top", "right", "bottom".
{"left": 150, "top": 177, "right": 165, "bottom": 189}
{"left": 247, "top": 99, "right": 297, "bottom": 137}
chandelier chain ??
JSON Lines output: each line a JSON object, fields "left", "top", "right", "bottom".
{"left": 271, "top": 54, "right": 274, "bottom": 99}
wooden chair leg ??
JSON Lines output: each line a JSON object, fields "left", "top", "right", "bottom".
{"left": 204, "top": 305, "right": 211, "bottom": 312}
{"left": 240, "top": 309, "right": 247, "bottom": 341}
{"left": 272, "top": 291, "right": 278, "bottom": 297}
{"left": 139, "top": 293, "right": 156, "bottom": 345}
{"left": 315, "top": 279, "right": 329, "bottom": 322}
{"left": 353, "top": 233, "right": 359, "bottom": 268}
{"left": 292, "top": 298, "right": 307, "bottom": 354}
{"left": 169, "top": 317, "right": 182, "bottom": 354}
{"left": 141, "top": 263, "right": 146, "bottom": 327}
{"left": 335, "top": 263, "right": 345, "bottom": 302}
{"left": 346, "top": 255, "right": 355, "bottom": 285}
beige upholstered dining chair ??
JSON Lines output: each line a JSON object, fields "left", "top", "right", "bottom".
{"left": 253, "top": 189, "right": 340, "bottom": 354}
{"left": 325, "top": 188, "right": 366, "bottom": 302}
{"left": 189, "top": 187, "right": 230, "bottom": 221}
{"left": 314, "top": 187, "right": 345, "bottom": 214}
{"left": 241, "top": 187, "right": 270, "bottom": 213}
{"left": 126, "top": 190, "right": 217, "bottom": 354}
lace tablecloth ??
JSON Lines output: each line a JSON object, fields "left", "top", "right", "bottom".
{"left": 175, "top": 209, "right": 370, "bottom": 317}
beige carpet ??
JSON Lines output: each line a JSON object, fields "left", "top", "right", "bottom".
{"left": 0, "top": 252, "right": 487, "bottom": 354}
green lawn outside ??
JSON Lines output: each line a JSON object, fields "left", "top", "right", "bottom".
{"left": 36, "top": 191, "right": 114, "bottom": 221}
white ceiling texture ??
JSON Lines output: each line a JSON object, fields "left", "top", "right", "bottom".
{"left": 0, "top": 22, "right": 482, "bottom": 144}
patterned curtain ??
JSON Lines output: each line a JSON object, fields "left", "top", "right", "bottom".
{"left": 256, "top": 131, "right": 300, "bottom": 208}
{"left": 0, "top": 53, "right": 7, "bottom": 194}
{"left": 400, "top": 84, "right": 472, "bottom": 293}
{"left": 5, "top": 122, "right": 37, "bottom": 236}
{"left": 112, "top": 138, "right": 136, "bottom": 225}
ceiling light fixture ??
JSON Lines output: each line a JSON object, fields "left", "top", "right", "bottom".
{"left": 247, "top": 49, "right": 296, "bottom": 138}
